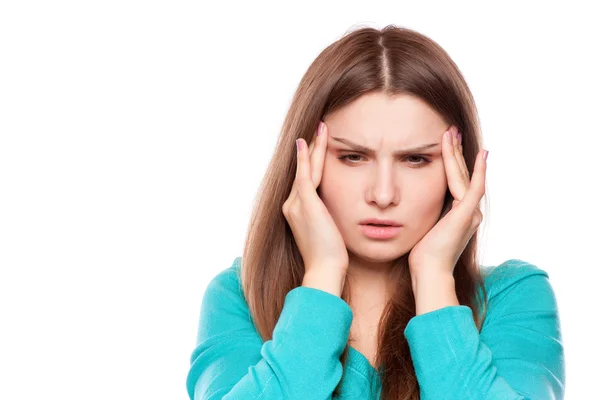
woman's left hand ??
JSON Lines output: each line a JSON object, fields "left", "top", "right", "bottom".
{"left": 408, "top": 125, "right": 488, "bottom": 278}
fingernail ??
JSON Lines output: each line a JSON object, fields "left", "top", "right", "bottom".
{"left": 317, "top": 122, "right": 322, "bottom": 136}
{"left": 296, "top": 139, "right": 302, "bottom": 151}
{"left": 484, "top": 150, "right": 489, "bottom": 161}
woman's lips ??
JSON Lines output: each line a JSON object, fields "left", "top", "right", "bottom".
{"left": 360, "top": 224, "right": 402, "bottom": 239}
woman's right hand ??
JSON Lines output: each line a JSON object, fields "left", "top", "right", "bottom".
{"left": 282, "top": 121, "right": 349, "bottom": 294}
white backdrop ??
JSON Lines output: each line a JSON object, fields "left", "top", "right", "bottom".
{"left": 1, "top": 1, "right": 597, "bottom": 399}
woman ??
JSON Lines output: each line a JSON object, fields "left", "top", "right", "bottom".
{"left": 186, "top": 25, "right": 565, "bottom": 399}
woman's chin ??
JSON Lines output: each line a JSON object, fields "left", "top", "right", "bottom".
{"left": 349, "top": 242, "right": 409, "bottom": 263}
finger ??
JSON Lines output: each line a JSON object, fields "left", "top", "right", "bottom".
{"left": 455, "top": 129, "right": 470, "bottom": 181}
{"left": 296, "top": 137, "right": 311, "bottom": 195}
{"left": 443, "top": 127, "right": 468, "bottom": 201}
{"left": 289, "top": 137, "right": 305, "bottom": 205}
{"left": 308, "top": 124, "right": 318, "bottom": 155}
{"left": 460, "top": 149, "right": 488, "bottom": 214}
{"left": 291, "top": 122, "right": 322, "bottom": 205}
{"left": 307, "top": 123, "right": 319, "bottom": 185}
{"left": 310, "top": 122, "right": 326, "bottom": 188}
{"left": 451, "top": 128, "right": 469, "bottom": 185}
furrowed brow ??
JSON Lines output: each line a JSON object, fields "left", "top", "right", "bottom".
{"left": 330, "top": 137, "right": 440, "bottom": 156}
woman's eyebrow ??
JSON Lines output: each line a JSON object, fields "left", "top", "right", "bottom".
{"left": 330, "top": 136, "right": 440, "bottom": 155}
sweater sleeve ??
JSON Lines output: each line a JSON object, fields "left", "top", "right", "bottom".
{"left": 403, "top": 261, "right": 565, "bottom": 400}
{"left": 185, "top": 258, "right": 354, "bottom": 400}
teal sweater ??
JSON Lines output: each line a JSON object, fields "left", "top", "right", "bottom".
{"left": 186, "top": 257, "right": 565, "bottom": 399}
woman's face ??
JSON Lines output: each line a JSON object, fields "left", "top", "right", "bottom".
{"left": 318, "top": 92, "right": 450, "bottom": 265}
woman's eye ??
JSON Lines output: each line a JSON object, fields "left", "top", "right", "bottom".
{"left": 337, "top": 154, "right": 432, "bottom": 167}
{"left": 338, "top": 154, "right": 364, "bottom": 163}
{"left": 405, "top": 155, "right": 432, "bottom": 166}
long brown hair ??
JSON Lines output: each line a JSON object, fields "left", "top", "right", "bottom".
{"left": 240, "top": 24, "right": 490, "bottom": 400}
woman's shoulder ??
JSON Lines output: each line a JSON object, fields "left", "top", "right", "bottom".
{"left": 480, "top": 258, "right": 548, "bottom": 284}
{"left": 210, "top": 256, "right": 242, "bottom": 282}
{"left": 201, "top": 256, "right": 245, "bottom": 304}
{"left": 478, "top": 259, "right": 556, "bottom": 309}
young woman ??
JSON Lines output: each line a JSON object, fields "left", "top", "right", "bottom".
{"left": 186, "top": 25, "right": 565, "bottom": 400}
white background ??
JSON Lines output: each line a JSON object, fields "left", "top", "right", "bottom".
{"left": 1, "top": 1, "right": 598, "bottom": 399}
